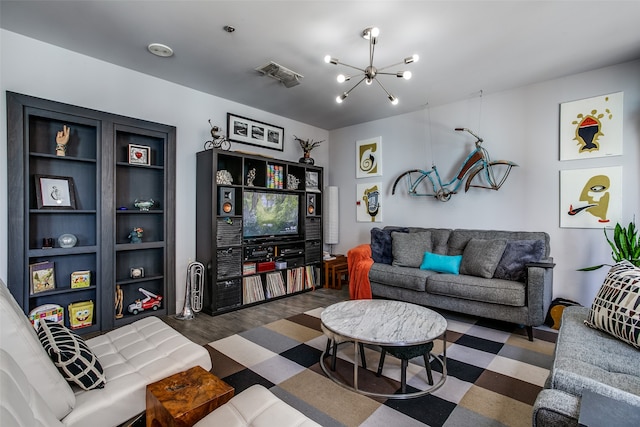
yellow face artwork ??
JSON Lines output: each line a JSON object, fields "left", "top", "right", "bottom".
{"left": 579, "top": 175, "right": 610, "bottom": 222}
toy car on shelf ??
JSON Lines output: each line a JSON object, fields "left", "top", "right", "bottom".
{"left": 128, "top": 287, "right": 162, "bottom": 315}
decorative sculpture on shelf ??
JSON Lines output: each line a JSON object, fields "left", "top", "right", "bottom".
{"left": 128, "top": 227, "right": 143, "bottom": 243}
{"left": 216, "top": 170, "right": 233, "bottom": 185}
{"left": 55, "top": 125, "right": 70, "bottom": 157}
{"left": 287, "top": 173, "right": 300, "bottom": 190}
{"left": 115, "top": 285, "right": 123, "bottom": 319}
{"left": 204, "top": 120, "right": 231, "bottom": 151}
{"left": 294, "top": 135, "right": 324, "bottom": 165}
{"left": 134, "top": 198, "right": 154, "bottom": 211}
{"left": 246, "top": 168, "right": 256, "bottom": 186}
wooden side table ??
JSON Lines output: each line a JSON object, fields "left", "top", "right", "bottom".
{"left": 146, "top": 366, "right": 234, "bottom": 427}
{"left": 323, "top": 255, "right": 348, "bottom": 289}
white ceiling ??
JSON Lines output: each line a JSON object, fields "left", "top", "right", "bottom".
{"left": 2, "top": 1, "right": 639, "bottom": 130}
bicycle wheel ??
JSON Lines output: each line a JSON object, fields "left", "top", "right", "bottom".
{"left": 464, "top": 160, "right": 518, "bottom": 192}
{"left": 391, "top": 169, "right": 423, "bottom": 195}
{"left": 219, "top": 139, "right": 231, "bottom": 151}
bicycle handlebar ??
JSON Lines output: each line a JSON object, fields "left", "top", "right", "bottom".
{"left": 454, "top": 127, "right": 483, "bottom": 143}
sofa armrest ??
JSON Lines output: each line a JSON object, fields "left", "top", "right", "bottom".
{"left": 532, "top": 389, "right": 580, "bottom": 427}
{"left": 525, "top": 257, "right": 554, "bottom": 326}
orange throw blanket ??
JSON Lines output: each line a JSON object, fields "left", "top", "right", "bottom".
{"left": 348, "top": 244, "right": 374, "bottom": 300}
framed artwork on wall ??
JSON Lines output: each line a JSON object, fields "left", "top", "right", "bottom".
{"left": 560, "top": 166, "right": 622, "bottom": 228}
{"left": 128, "top": 144, "right": 151, "bottom": 165}
{"left": 356, "top": 137, "right": 382, "bottom": 178}
{"left": 356, "top": 182, "right": 382, "bottom": 222}
{"left": 559, "top": 92, "right": 623, "bottom": 161}
{"left": 227, "top": 113, "right": 284, "bottom": 151}
{"left": 35, "top": 174, "right": 77, "bottom": 209}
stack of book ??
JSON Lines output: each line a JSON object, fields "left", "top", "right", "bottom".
{"left": 265, "top": 272, "right": 286, "bottom": 299}
{"left": 304, "top": 265, "right": 318, "bottom": 290}
{"left": 243, "top": 262, "right": 256, "bottom": 276}
{"left": 286, "top": 267, "right": 305, "bottom": 294}
{"left": 266, "top": 164, "right": 284, "bottom": 189}
{"left": 242, "top": 275, "right": 265, "bottom": 304}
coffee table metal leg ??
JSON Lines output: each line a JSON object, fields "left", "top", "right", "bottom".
{"left": 354, "top": 341, "right": 359, "bottom": 391}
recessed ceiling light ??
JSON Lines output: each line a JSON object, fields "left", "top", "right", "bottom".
{"left": 147, "top": 43, "right": 173, "bottom": 57}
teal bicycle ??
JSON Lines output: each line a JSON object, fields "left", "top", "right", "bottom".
{"left": 391, "top": 128, "right": 517, "bottom": 202}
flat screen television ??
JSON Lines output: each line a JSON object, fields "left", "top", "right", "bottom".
{"left": 243, "top": 191, "right": 300, "bottom": 241}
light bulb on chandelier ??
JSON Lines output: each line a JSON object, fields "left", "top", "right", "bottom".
{"left": 325, "top": 26, "right": 418, "bottom": 105}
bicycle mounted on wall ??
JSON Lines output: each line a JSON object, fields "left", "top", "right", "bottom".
{"left": 391, "top": 128, "right": 517, "bottom": 202}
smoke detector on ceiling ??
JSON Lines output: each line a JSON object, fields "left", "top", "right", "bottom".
{"left": 255, "top": 61, "right": 303, "bottom": 88}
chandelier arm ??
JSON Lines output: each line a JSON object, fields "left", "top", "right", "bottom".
{"left": 374, "top": 78, "right": 394, "bottom": 98}
{"left": 344, "top": 76, "right": 367, "bottom": 96}
{"left": 376, "top": 62, "right": 406, "bottom": 72}
{"left": 334, "top": 62, "right": 366, "bottom": 73}
{"left": 376, "top": 71, "right": 403, "bottom": 76}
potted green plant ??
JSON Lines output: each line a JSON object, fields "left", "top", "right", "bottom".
{"left": 579, "top": 220, "right": 640, "bottom": 271}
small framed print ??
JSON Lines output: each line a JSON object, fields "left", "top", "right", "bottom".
{"left": 35, "top": 175, "right": 77, "bottom": 209}
{"left": 30, "top": 261, "right": 55, "bottom": 294}
{"left": 128, "top": 144, "right": 151, "bottom": 165}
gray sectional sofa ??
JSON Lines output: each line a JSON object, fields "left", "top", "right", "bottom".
{"left": 532, "top": 260, "right": 640, "bottom": 426}
{"left": 362, "top": 226, "right": 554, "bottom": 340}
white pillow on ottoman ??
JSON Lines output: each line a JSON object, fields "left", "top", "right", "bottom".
{"left": 585, "top": 260, "right": 640, "bottom": 349}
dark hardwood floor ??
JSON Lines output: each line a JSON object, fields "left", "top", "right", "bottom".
{"left": 161, "top": 287, "right": 349, "bottom": 345}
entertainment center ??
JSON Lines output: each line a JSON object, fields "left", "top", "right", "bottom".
{"left": 196, "top": 149, "right": 323, "bottom": 315}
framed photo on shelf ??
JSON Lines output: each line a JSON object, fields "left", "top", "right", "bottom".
{"left": 128, "top": 144, "right": 151, "bottom": 165}
{"left": 30, "top": 261, "right": 55, "bottom": 294}
{"left": 34, "top": 175, "right": 77, "bottom": 209}
{"left": 305, "top": 171, "right": 320, "bottom": 192}
{"left": 227, "top": 113, "right": 284, "bottom": 151}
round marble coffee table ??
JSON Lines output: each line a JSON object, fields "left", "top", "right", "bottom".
{"left": 320, "top": 299, "right": 447, "bottom": 399}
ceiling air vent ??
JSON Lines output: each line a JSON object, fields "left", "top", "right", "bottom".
{"left": 255, "top": 61, "right": 303, "bottom": 88}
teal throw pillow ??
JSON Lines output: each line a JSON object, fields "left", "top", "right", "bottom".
{"left": 420, "top": 251, "right": 462, "bottom": 275}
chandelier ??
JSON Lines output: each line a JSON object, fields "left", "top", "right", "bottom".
{"left": 324, "top": 27, "right": 418, "bottom": 105}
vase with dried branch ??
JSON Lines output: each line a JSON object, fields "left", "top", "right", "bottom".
{"left": 294, "top": 135, "right": 324, "bottom": 165}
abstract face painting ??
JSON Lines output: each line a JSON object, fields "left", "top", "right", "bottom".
{"left": 561, "top": 167, "right": 622, "bottom": 228}
{"left": 560, "top": 92, "right": 623, "bottom": 160}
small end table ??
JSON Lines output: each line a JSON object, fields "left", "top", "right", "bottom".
{"left": 323, "top": 255, "right": 348, "bottom": 289}
{"left": 146, "top": 366, "right": 234, "bottom": 427}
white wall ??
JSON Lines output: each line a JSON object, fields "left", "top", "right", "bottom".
{"left": 0, "top": 30, "right": 329, "bottom": 310}
{"left": 328, "top": 59, "right": 640, "bottom": 306}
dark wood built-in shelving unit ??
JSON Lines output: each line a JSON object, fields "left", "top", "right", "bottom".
{"left": 6, "top": 92, "right": 176, "bottom": 333}
{"left": 196, "top": 149, "right": 323, "bottom": 315}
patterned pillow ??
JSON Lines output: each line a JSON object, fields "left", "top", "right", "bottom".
{"left": 37, "top": 319, "right": 106, "bottom": 390}
{"left": 585, "top": 260, "right": 640, "bottom": 349}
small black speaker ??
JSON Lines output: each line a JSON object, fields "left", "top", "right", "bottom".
{"left": 306, "top": 193, "right": 316, "bottom": 216}
{"left": 218, "top": 187, "right": 235, "bottom": 215}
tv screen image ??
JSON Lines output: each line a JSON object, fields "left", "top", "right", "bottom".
{"left": 243, "top": 191, "right": 299, "bottom": 239}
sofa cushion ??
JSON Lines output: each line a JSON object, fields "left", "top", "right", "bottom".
{"left": 37, "top": 320, "right": 106, "bottom": 390}
{"left": 369, "top": 263, "right": 436, "bottom": 292}
{"left": 550, "top": 306, "right": 640, "bottom": 401}
{"left": 370, "top": 227, "right": 408, "bottom": 264}
{"left": 426, "top": 274, "right": 526, "bottom": 306}
{"left": 392, "top": 231, "right": 432, "bottom": 268}
{"left": 459, "top": 238, "right": 507, "bottom": 278}
{"left": 0, "top": 280, "right": 75, "bottom": 420}
{"left": 406, "top": 227, "right": 452, "bottom": 255}
{"left": 194, "top": 384, "right": 321, "bottom": 427}
{"left": 493, "top": 239, "right": 545, "bottom": 282}
{"left": 585, "top": 261, "right": 640, "bottom": 349}
{"left": 0, "top": 349, "right": 65, "bottom": 427}
{"left": 420, "top": 251, "right": 462, "bottom": 275}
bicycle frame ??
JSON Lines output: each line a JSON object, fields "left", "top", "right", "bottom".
{"left": 391, "top": 128, "right": 517, "bottom": 201}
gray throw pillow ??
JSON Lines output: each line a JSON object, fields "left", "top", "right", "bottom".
{"left": 392, "top": 231, "right": 432, "bottom": 268}
{"left": 460, "top": 238, "right": 507, "bottom": 278}
{"left": 494, "top": 239, "right": 545, "bottom": 281}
